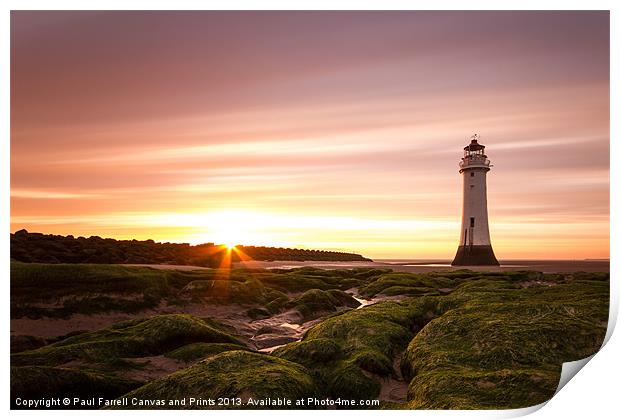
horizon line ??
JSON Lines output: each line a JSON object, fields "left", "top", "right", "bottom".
{"left": 9, "top": 229, "right": 609, "bottom": 261}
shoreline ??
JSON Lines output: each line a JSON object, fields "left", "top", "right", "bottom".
{"left": 233, "top": 259, "right": 610, "bottom": 274}
{"left": 120, "top": 259, "right": 610, "bottom": 274}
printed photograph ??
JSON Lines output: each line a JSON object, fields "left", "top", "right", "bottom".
{"left": 9, "top": 10, "right": 610, "bottom": 410}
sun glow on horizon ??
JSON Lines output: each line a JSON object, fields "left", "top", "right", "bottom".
{"left": 8, "top": 203, "right": 610, "bottom": 259}
{"left": 8, "top": 205, "right": 610, "bottom": 259}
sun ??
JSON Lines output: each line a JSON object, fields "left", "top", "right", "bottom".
{"left": 212, "top": 225, "right": 244, "bottom": 249}
{"left": 196, "top": 210, "right": 285, "bottom": 249}
{"left": 207, "top": 210, "right": 260, "bottom": 249}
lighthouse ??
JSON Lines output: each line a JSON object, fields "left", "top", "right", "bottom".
{"left": 451, "top": 135, "right": 499, "bottom": 266}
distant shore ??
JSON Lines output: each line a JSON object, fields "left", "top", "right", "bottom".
{"left": 124, "top": 259, "right": 610, "bottom": 274}
{"left": 233, "top": 259, "right": 610, "bottom": 273}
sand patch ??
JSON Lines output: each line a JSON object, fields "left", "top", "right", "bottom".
{"left": 377, "top": 352, "right": 409, "bottom": 403}
{"left": 11, "top": 312, "right": 137, "bottom": 339}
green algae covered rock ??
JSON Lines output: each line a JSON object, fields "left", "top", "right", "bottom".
{"left": 400, "top": 274, "right": 609, "bottom": 409}
{"left": 122, "top": 350, "right": 319, "bottom": 408}
{"left": 12, "top": 314, "right": 243, "bottom": 366}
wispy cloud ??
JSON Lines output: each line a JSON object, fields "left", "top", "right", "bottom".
{"left": 10, "top": 189, "right": 102, "bottom": 199}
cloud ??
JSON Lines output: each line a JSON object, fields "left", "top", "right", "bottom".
{"left": 10, "top": 189, "right": 102, "bottom": 199}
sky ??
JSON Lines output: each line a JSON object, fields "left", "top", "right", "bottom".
{"left": 10, "top": 11, "right": 609, "bottom": 259}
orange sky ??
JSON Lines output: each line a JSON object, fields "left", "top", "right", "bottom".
{"left": 10, "top": 11, "right": 609, "bottom": 259}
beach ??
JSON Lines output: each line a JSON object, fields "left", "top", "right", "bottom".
{"left": 234, "top": 259, "right": 610, "bottom": 273}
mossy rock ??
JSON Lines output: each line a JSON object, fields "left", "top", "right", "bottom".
{"left": 327, "top": 289, "right": 361, "bottom": 308}
{"left": 326, "top": 362, "right": 381, "bottom": 400}
{"left": 165, "top": 342, "right": 249, "bottom": 362}
{"left": 265, "top": 296, "right": 290, "bottom": 314}
{"left": 274, "top": 299, "right": 440, "bottom": 400}
{"left": 261, "top": 274, "right": 333, "bottom": 293}
{"left": 10, "top": 263, "right": 172, "bottom": 301}
{"left": 10, "top": 263, "right": 180, "bottom": 318}
{"left": 403, "top": 302, "right": 607, "bottom": 377}
{"left": 304, "top": 300, "right": 437, "bottom": 353}
{"left": 405, "top": 367, "right": 560, "bottom": 409}
{"left": 260, "top": 267, "right": 369, "bottom": 293}
{"left": 290, "top": 289, "right": 339, "bottom": 320}
{"left": 349, "top": 348, "right": 393, "bottom": 376}
{"left": 290, "top": 289, "right": 360, "bottom": 321}
{"left": 174, "top": 271, "right": 295, "bottom": 307}
{"left": 12, "top": 314, "right": 243, "bottom": 366}
{"left": 378, "top": 286, "right": 436, "bottom": 296}
{"left": 451, "top": 279, "right": 520, "bottom": 293}
{"left": 192, "top": 278, "right": 270, "bottom": 305}
{"left": 264, "top": 289, "right": 289, "bottom": 302}
{"left": 272, "top": 338, "right": 343, "bottom": 364}
{"left": 400, "top": 277, "right": 608, "bottom": 409}
{"left": 359, "top": 273, "right": 461, "bottom": 298}
{"left": 121, "top": 350, "right": 319, "bottom": 408}
{"left": 349, "top": 268, "right": 393, "bottom": 280}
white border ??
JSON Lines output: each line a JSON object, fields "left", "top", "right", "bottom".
{"left": 2, "top": 2, "right": 617, "bottom": 419}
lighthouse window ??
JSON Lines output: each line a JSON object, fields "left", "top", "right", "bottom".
{"left": 470, "top": 217, "right": 475, "bottom": 227}
{"left": 470, "top": 172, "right": 475, "bottom": 177}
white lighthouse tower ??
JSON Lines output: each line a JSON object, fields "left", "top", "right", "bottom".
{"left": 451, "top": 134, "right": 499, "bottom": 266}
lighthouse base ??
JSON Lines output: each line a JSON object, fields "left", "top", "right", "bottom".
{"left": 451, "top": 245, "right": 499, "bottom": 266}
